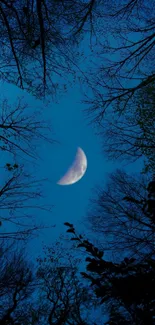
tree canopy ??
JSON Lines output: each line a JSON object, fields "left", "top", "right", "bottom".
{"left": 0, "top": 0, "right": 155, "bottom": 324}
{"left": 0, "top": 0, "right": 99, "bottom": 99}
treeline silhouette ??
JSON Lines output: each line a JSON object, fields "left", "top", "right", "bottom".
{"left": 0, "top": 0, "right": 155, "bottom": 324}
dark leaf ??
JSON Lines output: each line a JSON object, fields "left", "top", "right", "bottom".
{"left": 77, "top": 243, "right": 85, "bottom": 248}
{"left": 64, "top": 222, "right": 74, "bottom": 227}
{"left": 86, "top": 257, "right": 93, "bottom": 262}
{"left": 66, "top": 229, "right": 75, "bottom": 233}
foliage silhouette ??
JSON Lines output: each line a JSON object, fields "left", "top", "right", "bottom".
{"left": 64, "top": 220, "right": 155, "bottom": 324}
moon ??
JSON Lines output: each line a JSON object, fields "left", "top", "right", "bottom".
{"left": 57, "top": 147, "right": 87, "bottom": 185}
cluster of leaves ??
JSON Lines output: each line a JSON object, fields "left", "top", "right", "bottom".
{"left": 5, "top": 163, "right": 18, "bottom": 171}
{"left": 64, "top": 217, "right": 155, "bottom": 325}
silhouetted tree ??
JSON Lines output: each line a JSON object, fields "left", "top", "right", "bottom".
{"left": 0, "top": 241, "right": 36, "bottom": 325}
{"left": 84, "top": 170, "right": 155, "bottom": 260}
{"left": 64, "top": 223, "right": 155, "bottom": 325}
{"left": 94, "top": 81, "right": 155, "bottom": 175}
{"left": 0, "top": 95, "right": 55, "bottom": 241}
{"left": 83, "top": 0, "right": 155, "bottom": 123}
{"left": 35, "top": 240, "right": 96, "bottom": 325}
{"left": 0, "top": 164, "right": 54, "bottom": 241}
{"left": 0, "top": 237, "right": 102, "bottom": 325}
{"left": 144, "top": 176, "right": 155, "bottom": 225}
{"left": 0, "top": 96, "right": 54, "bottom": 159}
{"left": 0, "top": 0, "right": 98, "bottom": 99}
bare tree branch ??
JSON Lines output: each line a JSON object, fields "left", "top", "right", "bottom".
{"left": 83, "top": 169, "right": 155, "bottom": 260}
{"left": 0, "top": 96, "right": 55, "bottom": 159}
{"left": 0, "top": 0, "right": 99, "bottom": 99}
{"left": 82, "top": 0, "right": 155, "bottom": 122}
{"left": 0, "top": 165, "right": 54, "bottom": 241}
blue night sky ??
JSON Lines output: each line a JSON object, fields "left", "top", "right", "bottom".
{"left": 0, "top": 77, "right": 144, "bottom": 263}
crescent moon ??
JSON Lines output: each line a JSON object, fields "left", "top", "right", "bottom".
{"left": 57, "top": 147, "right": 87, "bottom": 185}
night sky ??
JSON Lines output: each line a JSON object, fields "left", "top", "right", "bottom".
{"left": 0, "top": 75, "right": 144, "bottom": 264}
{"left": 0, "top": 2, "right": 154, "bottom": 324}
{"left": 0, "top": 41, "right": 145, "bottom": 325}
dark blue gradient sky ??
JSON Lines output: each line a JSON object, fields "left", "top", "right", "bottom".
{"left": 0, "top": 79, "right": 144, "bottom": 261}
